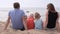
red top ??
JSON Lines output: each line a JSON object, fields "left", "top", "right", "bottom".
{"left": 27, "top": 17, "right": 35, "bottom": 30}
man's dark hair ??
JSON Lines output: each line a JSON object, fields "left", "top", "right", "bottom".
{"left": 13, "top": 2, "right": 20, "bottom": 9}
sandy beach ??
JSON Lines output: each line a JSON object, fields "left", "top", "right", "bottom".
{"left": 0, "top": 22, "right": 60, "bottom": 34}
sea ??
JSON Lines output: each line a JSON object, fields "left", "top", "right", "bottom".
{"left": 0, "top": 7, "right": 60, "bottom": 22}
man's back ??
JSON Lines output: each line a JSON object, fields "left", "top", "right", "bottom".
{"left": 9, "top": 9, "right": 25, "bottom": 29}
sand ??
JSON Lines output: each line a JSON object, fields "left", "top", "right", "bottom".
{"left": 0, "top": 22, "right": 60, "bottom": 34}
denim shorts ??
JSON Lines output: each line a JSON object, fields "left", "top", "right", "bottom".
{"left": 11, "top": 27, "right": 25, "bottom": 31}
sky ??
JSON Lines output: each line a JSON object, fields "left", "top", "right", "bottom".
{"left": 0, "top": 0, "right": 60, "bottom": 8}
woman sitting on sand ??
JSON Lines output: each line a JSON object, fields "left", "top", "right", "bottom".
{"left": 45, "top": 3, "right": 59, "bottom": 31}
{"left": 34, "top": 12, "right": 43, "bottom": 30}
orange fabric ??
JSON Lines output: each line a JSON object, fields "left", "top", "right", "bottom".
{"left": 27, "top": 17, "right": 35, "bottom": 30}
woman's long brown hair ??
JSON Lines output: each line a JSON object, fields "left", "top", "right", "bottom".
{"left": 47, "top": 3, "right": 56, "bottom": 12}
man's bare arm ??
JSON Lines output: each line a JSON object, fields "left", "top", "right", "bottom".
{"left": 4, "top": 16, "right": 10, "bottom": 30}
{"left": 22, "top": 16, "right": 27, "bottom": 30}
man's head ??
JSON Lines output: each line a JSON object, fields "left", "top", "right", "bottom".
{"left": 13, "top": 2, "right": 20, "bottom": 9}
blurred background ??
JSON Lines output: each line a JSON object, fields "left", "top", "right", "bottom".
{"left": 0, "top": 0, "right": 60, "bottom": 22}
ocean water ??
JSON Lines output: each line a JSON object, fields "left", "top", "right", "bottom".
{"left": 0, "top": 8, "right": 60, "bottom": 22}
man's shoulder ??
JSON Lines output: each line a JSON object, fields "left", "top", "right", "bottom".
{"left": 19, "top": 9, "right": 25, "bottom": 13}
{"left": 9, "top": 10, "right": 14, "bottom": 12}
{"left": 9, "top": 9, "right": 24, "bottom": 13}
{"left": 9, "top": 10, "right": 15, "bottom": 14}
{"left": 20, "top": 9, "right": 24, "bottom": 12}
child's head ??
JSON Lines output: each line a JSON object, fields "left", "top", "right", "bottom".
{"left": 35, "top": 12, "right": 41, "bottom": 19}
{"left": 30, "top": 14, "right": 34, "bottom": 18}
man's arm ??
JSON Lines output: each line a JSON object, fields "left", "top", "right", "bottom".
{"left": 4, "top": 16, "right": 10, "bottom": 30}
{"left": 22, "top": 16, "right": 27, "bottom": 30}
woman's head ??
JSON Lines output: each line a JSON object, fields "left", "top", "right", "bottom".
{"left": 47, "top": 3, "right": 56, "bottom": 12}
{"left": 35, "top": 12, "right": 41, "bottom": 19}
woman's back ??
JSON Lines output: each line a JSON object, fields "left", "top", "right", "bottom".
{"left": 47, "top": 11, "right": 58, "bottom": 28}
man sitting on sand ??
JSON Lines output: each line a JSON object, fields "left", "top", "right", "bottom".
{"left": 4, "top": 2, "right": 27, "bottom": 31}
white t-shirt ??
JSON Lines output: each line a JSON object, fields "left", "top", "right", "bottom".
{"left": 34, "top": 18, "right": 43, "bottom": 30}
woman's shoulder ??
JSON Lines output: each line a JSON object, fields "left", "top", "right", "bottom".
{"left": 53, "top": 11, "right": 58, "bottom": 15}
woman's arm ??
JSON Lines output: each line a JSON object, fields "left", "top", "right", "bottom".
{"left": 44, "top": 12, "right": 48, "bottom": 29}
{"left": 56, "top": 13, "right": 59, "bottom": 31}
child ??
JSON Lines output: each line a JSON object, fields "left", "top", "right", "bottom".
{"left": 34, "top": 12, "right": 43, "bottom": 30}
{"left": 27, "top": 14, "right": 35, "bottom": 30}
